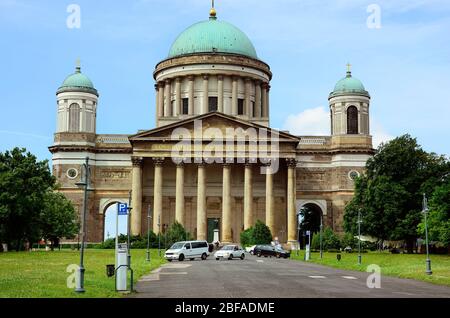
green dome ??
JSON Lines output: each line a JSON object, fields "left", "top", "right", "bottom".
{"left": 168, "top": 15, "right": 258, "bottom": 59}
{"left": 57, "top": 66, "right": 98, "bottom": 96}
{"left": 330, "top": 70, "right": 369, "bottom": 98}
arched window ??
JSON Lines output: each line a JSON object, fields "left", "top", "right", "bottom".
{"left": 347, "top": 106, "right": 358, "bottom": 134}
{"left": 69, "top": 103, "right": 80, "bottom": 132}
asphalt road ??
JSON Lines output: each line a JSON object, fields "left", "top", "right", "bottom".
{"left": 131, "top": 255, "right": 450, "bottom": 298}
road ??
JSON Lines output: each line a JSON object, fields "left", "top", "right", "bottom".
{"left": 131, "top": 255, "right": 450, "bottom": 298}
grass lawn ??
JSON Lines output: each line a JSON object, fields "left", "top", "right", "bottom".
{"left": 290, "top": 250, "right": 450, "bottom": 287}
{"left": 0, "top": 249, "right": 166, "bottom": 298}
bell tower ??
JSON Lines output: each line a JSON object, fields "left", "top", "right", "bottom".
{"left": 329, "top": 64, "right": 371, "bottom": 137}
{"left": 55, "top": 62, "right": 99, "bottom": 134}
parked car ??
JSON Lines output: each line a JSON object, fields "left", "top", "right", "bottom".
{"left": 165, "top": 240, "right": 209, "bottom": 262}
{"left": 214, "top": 245, "right": 246, "bottom": 260}
{"left": 254, "top": 245, "right": 291, "bottom": 259}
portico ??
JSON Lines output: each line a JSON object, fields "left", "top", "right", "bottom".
{"left": 128, "top": 112, "right": 299, "bottom": 243}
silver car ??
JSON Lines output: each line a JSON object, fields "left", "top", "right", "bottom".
{"left": 214, "top": 245, "right": 246, "bottom": 260}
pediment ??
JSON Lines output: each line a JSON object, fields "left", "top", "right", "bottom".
{"left": 129, "top": 112, "right": 300, "bottom": 144}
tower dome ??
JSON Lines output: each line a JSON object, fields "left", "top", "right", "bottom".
{"left": 329, "top": 66, "right": 369, "bottom": 98}
{"left": 168, "top": 12, "right": 257, "bottom": 59}
{"left": 57, "top": 65, "right": 98, "bottom": 96}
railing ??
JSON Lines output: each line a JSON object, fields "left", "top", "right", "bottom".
{"left": 96, "top": 135, "right": 130, "bottom": 144}
{"left": 298, "top": 137, "right": 328, "bottom": 145}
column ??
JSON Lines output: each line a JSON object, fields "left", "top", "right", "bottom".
{"left": 261, "top": 82, "right": 268, "bottom": 118}
{"left": 255, "top": 81, "right": 262, "bottom": 118}
{"left": 158, "top": 82, "right": 165, "bottom": 117}
{"left": 217, "top": 75, "right": 224, "bottom": 113}
{"left": 231, "top": 76, "right": 238, "bottom": 115}
{"left": 287, "top": 159, "right": 297, "bottom": 243}
{"left": 153, "top": 158, "right": 164, "bottom": 234}
{"left": 164, "top": 80, "right": 172, "bottom": 117}
{"left": 202, "top": 75, "right": 209, "bottom": 114}
{"left": 155, "top": 84, "right": 161, "bottom": 118}
{"left": 188, "top": 76, "right": 195, "bottom": 115}
{"left": 245, "top": 78, "right": 252, "bottom": 117}
{"left": 266, "top": 84, "right": 270, "bottom": 118}
{"left": 175, "top": 162, "right": 185, "bottom": 226}
{"left": 175, "top": 77, "right": 181, "bottom": 117}
{"left": 222, "top": 164, "right": 232, "bottom": 243}
{"left": 197, "top": 163, "right": 207, "bottom": 240}
{"left": 265, "top": 162, "right": 275, "bottom": 237}
{"left": 131, "top": 157, "right": 143, "bottom": 236}
{"left": 244, "top": 162, "right": 254, "bottom": 229}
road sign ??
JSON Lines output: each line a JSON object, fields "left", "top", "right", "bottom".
{"left": 118, "top": 203, "right": 128, "bottom": 215}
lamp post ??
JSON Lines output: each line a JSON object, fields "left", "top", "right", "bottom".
{"left": 422, "top": 194, "right": 432, "bottom": 275}
{"left": 296, "top": 211, "right": 302, "bottom": 256}
{"left": 74, "top": 157, "right": 92, "bottom": 293}
{"left": 319, "top": 213, "right": 323, "bottom": 260}
{"left": 157, "top": 214, "right": 161, "bottom": 257}
{"left": 357, "top": 208, "right": 362, "bottom": 265}
{"left": 146, "top": 206, "right": 152, "bottom": 262}
{"left": 126, "top": 190, "right": 132, "bottom": 268}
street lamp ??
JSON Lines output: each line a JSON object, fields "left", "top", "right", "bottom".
{"left": 74, "top": 157, "right": 92, "bottom": 293}
{"left": 146, "top": 206, "right": 152, "bottom": 262}
{"left": 357, "top": 208, "right": 363, "bottom": 265}
{"left": 422, "top": 194, "right": 432, "bottom": 275}
{"left": 157, "top": 214, "right": 161, "bottom": 257}
{"left": 126, "top": 190, "right": 132, "bottom": 268}
{"left": 296, "top": 211, "right": 302, "bottom": 256}
{"left": 319, "top": 213, "right": 323, "bottom": 260}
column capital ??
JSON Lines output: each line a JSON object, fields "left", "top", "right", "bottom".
{"left": 217, "top": 74, "right": 224, "bottom": 81}
{"left": 255, "top": 79, "right": 263, "bottom": 85}
{"left": 262, "top": 82, "right": 271, "bottom": 90}
{"left": 202, "top": 74, "right": 209, "bottom": 80}
{"left": 232, "top": 75, "right": 239, "bottom": 82}
{"left": 175, "top": 77, "right": 182, "bottom": 83}
{"left": 188, "top": 75, "right": 195, "bottom": 81}
{"left": 157, "top": 81, "right": 165, "bottom": 88}
{"left": 153, "top": 157, "right": 165, "bottom": 166}
{"left": 286, "top": 158, "right": 298, "bottom": 168}
{"left": 131, "top": 157, "right": 144, "bottom": 167}
{"left": 154, "top": 83, "right": 159, "bottom": 91}
{"left": 165, "top": 79, "right": 171, "bottom": 85}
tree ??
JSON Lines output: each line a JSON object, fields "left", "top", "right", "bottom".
{"left": 165, "top": 222, "right": 193, "bottom": 248}
{"left": 40, "top": 192, "right": 79, "bottom": 250}
{"left": 418, "top": 180, "right": 450, "bottom": 247}
{"left": 252, "top": 220, "right": 273, "bottom": 245}
{"left": 322, "top": 228, "right": 341, "bottom": 250}
{"left": 344, "top": 135, "right": 449, "bottom": 252}
{"left": 0, "top": 148, "right": 55, "bottom": 250}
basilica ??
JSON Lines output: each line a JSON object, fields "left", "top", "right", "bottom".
{"left": 49, "top": 6, "right": 374, "bottom": 245}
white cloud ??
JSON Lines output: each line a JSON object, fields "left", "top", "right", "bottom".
{"left": 282, "top": 107, "right": 394, "bottom": 148}
{"left": 283, "top": 106, "right": 330, "bottom": 136}
{"left": 371, "top": 121, "right": 394, "bottom": 148}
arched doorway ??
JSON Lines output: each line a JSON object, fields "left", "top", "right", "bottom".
{"left": 297, "top": 203, "right": 324, "bottom": 249}
{"left": 102, "top": 200, "right": 129, "bottom": 242}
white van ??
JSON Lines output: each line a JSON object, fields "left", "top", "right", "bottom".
{"left": 165, "top": 241, "right": 210, "bottom": 262}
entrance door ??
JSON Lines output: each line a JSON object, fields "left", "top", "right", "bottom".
{"left": 207, "top": 218, "right": 220, "bottom": 243}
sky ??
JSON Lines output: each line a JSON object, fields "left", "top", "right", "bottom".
{"left": 1, "top": 0, "right": 450, "bottom": 163}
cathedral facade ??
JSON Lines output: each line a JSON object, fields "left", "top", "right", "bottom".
{"left": 49, "top": 7, "right": 374, "bottom": 244}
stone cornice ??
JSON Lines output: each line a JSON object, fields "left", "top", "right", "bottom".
{"left": 154, "top": 53, "right": 272, "bottom": 80}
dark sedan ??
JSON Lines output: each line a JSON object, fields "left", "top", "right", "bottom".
{"left": 254, "top": 245, "right": 291, "bottom": 259}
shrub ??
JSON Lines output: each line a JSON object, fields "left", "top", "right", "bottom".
{"left": 252, "top": 220, "right": 273, "bottom": 245}
{"left": 240, "top": 228, "right": 254, "bottom": 247}
{"left": 322, "top": 228, "right": 341, "bottom": 250}
{"left": 239, "top": 220, "right": 273, "bottom": 246}
{"left": 341, "top": 233, "right": 358, "bottom": 249}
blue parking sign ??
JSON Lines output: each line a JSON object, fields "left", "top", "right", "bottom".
{"left": 118, "top": 203, "right": 128, "bottom": 215}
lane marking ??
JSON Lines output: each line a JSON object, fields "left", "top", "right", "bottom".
{"left": 256, "top": 260, "right": 264, "bottom": 263}
{"left": 309, "top": 276, "right": 326, "bottom": 279}
{"left": 159, "top": 272, "right": 188, "bottom": 275}
{"left": 342, "top": 276, "right": 358, "bottom": 280}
